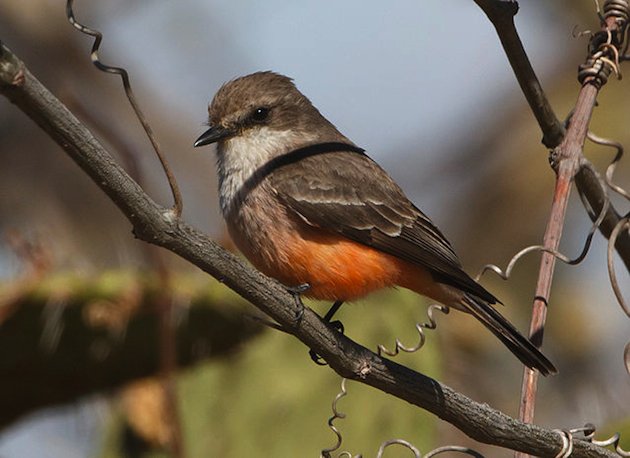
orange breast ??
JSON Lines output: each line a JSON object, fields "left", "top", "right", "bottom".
{"left": 263, "top": 228, "right": 404, "bottom": 301}
{"left": 228, "top": 199, "right": 451, "bottom": 303}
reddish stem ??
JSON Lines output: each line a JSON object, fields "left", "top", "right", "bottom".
{"left": 515, "top": 84, "right": 598, "bottom": 458}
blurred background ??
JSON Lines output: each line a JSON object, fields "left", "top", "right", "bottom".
{"left": 0, "top": 0, "right": 629, "bottom": 456}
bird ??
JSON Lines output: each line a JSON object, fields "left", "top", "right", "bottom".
{"left": 194, "top": 71, "right": 557, "bottom": 376}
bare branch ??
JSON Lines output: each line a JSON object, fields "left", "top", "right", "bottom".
{"left": 520, "top": 83, "right": 599, "bottom": 434}
{"left": 0, "top": 42, "right": 618, "bottom": 458}
{"left": 474, "top": 0, "right": 630, "bottom": 270}
{"left": 473, "top": 0, "right": 565, "bottom": 147}
{"left": 66, "top": 0, "right": 183, "bottom": 217}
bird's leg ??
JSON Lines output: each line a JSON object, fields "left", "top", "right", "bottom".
{"left": 322, "top": 300, "right": 345, "bottom": 333}
{"left": 286, "top": 283, "right": 310, "bottom": 324}
{"left": 310, "top": 300, "right": 345, "bottom": 365}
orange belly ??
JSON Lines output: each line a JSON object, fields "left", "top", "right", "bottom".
{"left": 277, "top": 231, "right": 402, "bottom": 301}
{"left": 229, "top": 208, "right": 456, "bottom": 304}
{"left": 254, "top": 227, "right": 443, "bottom": 303}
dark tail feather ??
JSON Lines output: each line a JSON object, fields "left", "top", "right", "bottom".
{"left": 461, "top": 294, "right": 558, "bottom": 376}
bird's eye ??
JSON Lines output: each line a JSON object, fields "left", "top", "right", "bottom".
{"left": 251, "top": 107, "right": 270, "bottom": 122}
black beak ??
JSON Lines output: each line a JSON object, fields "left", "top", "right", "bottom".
{"left": 194, "top": 125, "right": 234, "bottom": 147}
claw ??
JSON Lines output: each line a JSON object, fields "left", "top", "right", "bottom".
{"left": 309, "top": 301, "right": 346, "bottom": 366}
{"left": 309, "top": 349, "right": 328, "bottom": 365}
{"left": 330, "top": 320, "right": 344, "bottom": 334}
{"left": 287, "top": 283, "right": 310, "bottom": 325}
{"left": 549, "top": 149, "right": 560, "bottom": 171}
{"left": 287, "top": 283, "right": 311, "bottom": 295}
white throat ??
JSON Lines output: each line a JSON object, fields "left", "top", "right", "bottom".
{"left": 216, "top": 127, "right": 316, "bottom": 216}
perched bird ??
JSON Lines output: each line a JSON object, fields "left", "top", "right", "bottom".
{"left": 195, "top": 71, "right": 557, "bottom": 376}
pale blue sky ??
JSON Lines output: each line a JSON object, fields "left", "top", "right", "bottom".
{"left": 101, "top": 0, "right": 571, "bottom": 167}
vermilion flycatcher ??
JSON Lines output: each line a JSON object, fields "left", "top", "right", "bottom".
{"left": 194, "top": 71, "right": 557, "bottom": 376}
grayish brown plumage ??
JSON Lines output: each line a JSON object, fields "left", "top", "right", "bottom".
{"left": 195, "top": 71, "right": 557, "bottom": 376}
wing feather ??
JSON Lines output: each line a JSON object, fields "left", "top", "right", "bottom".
{"left": 270, "top": 149, "right": 497, "bottom": 303}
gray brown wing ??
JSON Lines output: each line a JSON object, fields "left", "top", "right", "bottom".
{"left": 269, "top": 150, "right": 498, "bottom": 304}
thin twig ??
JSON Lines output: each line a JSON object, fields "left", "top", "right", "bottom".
{"left": 473, "top": 0, "right": 565, "bottom": 147}
{"left": 518, "top": 84, "right": 598, "bottom": 442}
{"left": 65, "top": 0, "right": 183, "bottom": 217}
{"left": 62, "top": 93, "right": 144, "bottom": 183}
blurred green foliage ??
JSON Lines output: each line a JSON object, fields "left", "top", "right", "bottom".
{"left": 100, "top": 289, "right": 442, "bottom": 457}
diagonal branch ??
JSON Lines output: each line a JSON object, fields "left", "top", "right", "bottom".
{"left": 519, "top": 83, "right": 598, "bottom": 438}
{"left": 474, "top": 0, "right": 630, "bottom": 271}
{"left": 473, "top": 0, "right": 565, "bottom": 148}
{"left": 0, "top": 42, "right": 618, "bottom": 458}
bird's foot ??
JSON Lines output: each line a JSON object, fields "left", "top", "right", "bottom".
{"left": 287, "top": 283, "right": 310, "bottom": 325}
{"left": 309, "top": 300, "right": 345, "bottom": 365}
{"left": 309, "top": 350, "right": 327, "bottom": 366}
{"left": 329, "top": 319, "right": 345, "bottom": 334}
{"left": 548, "top": 148, "right": 561, "bottom": 172}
